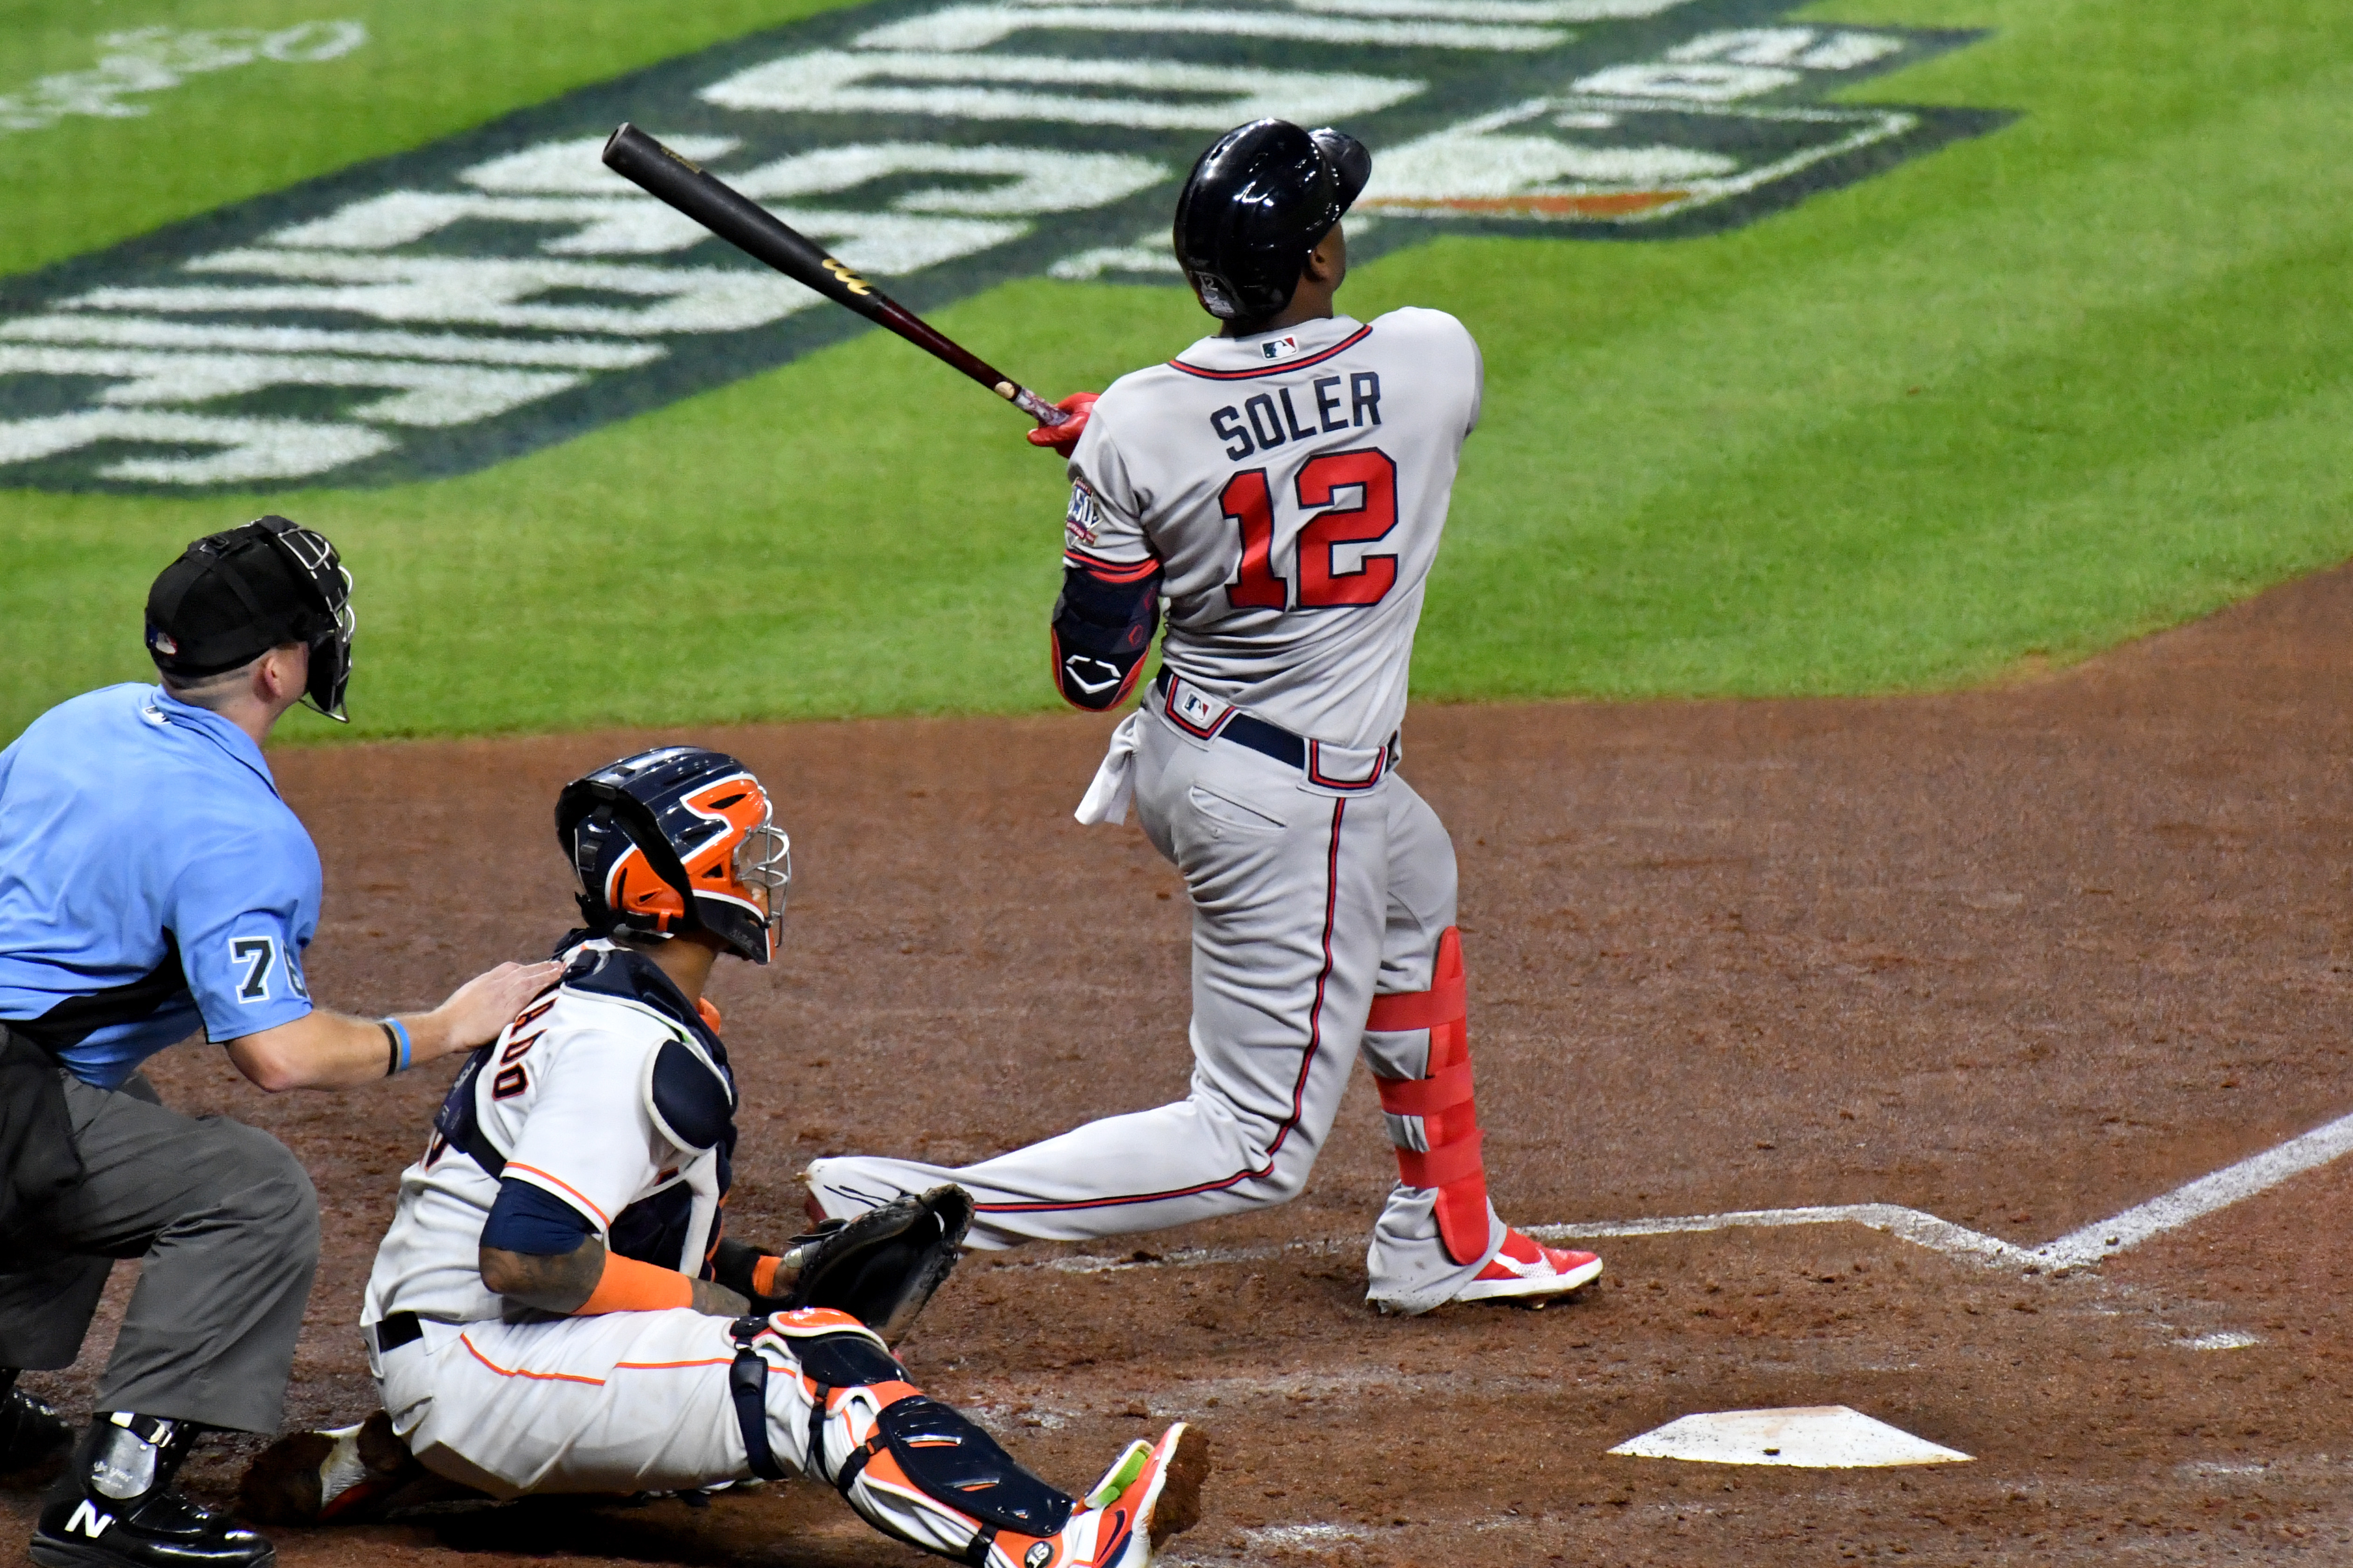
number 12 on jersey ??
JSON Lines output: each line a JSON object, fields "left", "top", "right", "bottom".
{"left": 1224, "top": 448, "right": 1399, "bottom": 611}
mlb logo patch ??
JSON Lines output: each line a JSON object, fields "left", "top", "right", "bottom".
{"left": 1260, "top": 335, "right": 1302, "bottom": 361}
{"left": 1166, "top": 678, "right": 1233, "bottom": 737}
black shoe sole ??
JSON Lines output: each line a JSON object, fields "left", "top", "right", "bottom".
{"left": 30, "top": 1531, "right": 276, "bottom": 1568}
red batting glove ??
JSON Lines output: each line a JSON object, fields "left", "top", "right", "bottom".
{"left": 1026, "top": 392, "right": 1099, "bottom": 458}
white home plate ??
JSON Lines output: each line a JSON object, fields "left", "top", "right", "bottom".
{"left": 1609, "top": 1406, "right": 1971, "bottom": 1468}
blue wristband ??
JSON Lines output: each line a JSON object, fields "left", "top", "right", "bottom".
{"left": 381, "top": 1017, "right": 412, "bottom": 1075}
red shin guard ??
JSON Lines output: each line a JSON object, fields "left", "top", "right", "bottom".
{"left": 1367, "top": 927, "right": 1490, "bottom": 1265}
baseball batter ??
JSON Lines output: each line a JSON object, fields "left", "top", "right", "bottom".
{"left": 809, "top": 120, "right": 1601, "bottom": 1315}
{"left": 250, "top": 747, "right": 1206, "bottom": 1568}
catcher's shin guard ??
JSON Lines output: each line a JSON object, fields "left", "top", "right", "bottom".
{"left": 748, "top": 1309, "right": 1078, "bottom": 1562}
{"left": 1367, "top": 926, "right": 1489, "bottom": 1266}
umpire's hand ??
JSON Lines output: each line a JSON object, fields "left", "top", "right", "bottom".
{"left": 224, "top": 959, "right": 563, "bottom": 1091}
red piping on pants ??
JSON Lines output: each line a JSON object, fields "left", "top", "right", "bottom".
{"left": 976, "top": 798, "right": 1349, "bottom": 1214}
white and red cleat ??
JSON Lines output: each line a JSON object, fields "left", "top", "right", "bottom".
{"left": 1449, "top": 1229, "right": 1603, "bottom": 1305}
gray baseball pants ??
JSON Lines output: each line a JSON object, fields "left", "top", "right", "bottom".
{"left": 0, "top": 1067, "right": 318, "bottom": 1433}
{"left": 809, "top": 703, "right": 1506, "bottom": 1314}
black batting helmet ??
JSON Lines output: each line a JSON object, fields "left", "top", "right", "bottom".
{"left": 556, "top": 747, "right": 792, "bottom": 966}
{"left": 1173, "top": 119, "right": 1371, "bottom": 322}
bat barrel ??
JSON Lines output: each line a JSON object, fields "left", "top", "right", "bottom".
{"left": 602, "top": 123, "right": 1067, "bottom": 426}
{"left": 603, "top": 124, "right": 855, "bottom": 311}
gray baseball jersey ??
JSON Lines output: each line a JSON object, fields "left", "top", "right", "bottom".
{"left": 810, "top": 305, "right": 1545, "bottom": 1315}
{"left": 1060, "top": 307, "right": 1482, "bottom": 750}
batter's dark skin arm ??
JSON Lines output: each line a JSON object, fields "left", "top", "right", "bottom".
{"left": 476, "top": 929, "right": 749, "bottom": 1319}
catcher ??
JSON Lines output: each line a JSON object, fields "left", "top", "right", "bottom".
{"left": 243, "top": 746, "right": 1207, "bottom": 1568}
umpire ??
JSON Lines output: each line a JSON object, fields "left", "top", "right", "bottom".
{"left": 0, "top": 517, "right": 557, "bottom": 1568}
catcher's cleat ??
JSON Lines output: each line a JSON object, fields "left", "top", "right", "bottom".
{"left": 0, "top": 1381, "right": 72, "bottom": 1475}
{"left": 1447, "top": 1228, "right": 1602, "bottom": 1306}
{"left": 988, "top": 1423, "right": 1211, "bottom": 1568}
{"left": 237, "top": 1412, "right": 427, "bottom": 1526}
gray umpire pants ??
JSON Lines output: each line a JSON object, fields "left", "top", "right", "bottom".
{"left": 0, "top": 1065, "right": 318, "bottom": 1433}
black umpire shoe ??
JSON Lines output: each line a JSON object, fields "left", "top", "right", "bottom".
{"left": 30, "top": 1413, "right": 273, "bottom": 1568}
{"left": 0, "top": 1378, "right": 72, "bottom": 1474}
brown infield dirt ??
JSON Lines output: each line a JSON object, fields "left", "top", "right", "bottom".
{"left": 6, "top": 564, "right": 2352, "bottom": 1567}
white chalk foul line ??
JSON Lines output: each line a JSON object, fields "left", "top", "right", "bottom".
{"left": 1532, "top": 1106, "right": 2353, "bottom": 1274}
{"left": 2033, "top": 1106, "right": 2353, "bottom": 1268}
{"left": 1529, "top": 1203, "right": 2031, "bottom": 1269}
{"left": 1013, "top": 1107, "right": 2353, "bottom": 1280}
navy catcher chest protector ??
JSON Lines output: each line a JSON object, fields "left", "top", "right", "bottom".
{"left": 1173, "top": 119, "right": 1371, "bottom": 321}
{"left": 432, "top": 942, "right": 739, "bottom": 1269}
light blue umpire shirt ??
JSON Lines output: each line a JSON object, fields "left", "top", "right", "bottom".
{"left": 0, "top": 683, "right": 320, "bottom": 1089}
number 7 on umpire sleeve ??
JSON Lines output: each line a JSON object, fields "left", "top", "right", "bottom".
{"left": 230, "top": 935, "right": 278, "bottom": 1002}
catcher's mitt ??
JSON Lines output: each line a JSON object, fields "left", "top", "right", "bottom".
{"left": 719, "top": 1185, "right": 973, "bottom": 1345}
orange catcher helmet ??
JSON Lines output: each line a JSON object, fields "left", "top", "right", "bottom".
{"left": 555, "top": 747, "right": 791, "bottom": 964}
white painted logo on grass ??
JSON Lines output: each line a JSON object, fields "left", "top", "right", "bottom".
{"left": 1610, "top": 1406, "right": 1971, "bottom": 1468}
{"left": 0, "top": 23, "right": 367, "bottom": 136}
{"left": 0, "top": 0, "right": 2003, "bottom": 491}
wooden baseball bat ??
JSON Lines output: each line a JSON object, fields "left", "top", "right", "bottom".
{"left": 601, "top": 123, "right": 1070, "bottom": 426}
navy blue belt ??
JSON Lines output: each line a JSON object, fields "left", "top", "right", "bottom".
{"left": 1151, "top": 670, "right": 1395, "bottom": 791}
{"left": 1153, "top": 669, "right": 1302, "bottom": 768}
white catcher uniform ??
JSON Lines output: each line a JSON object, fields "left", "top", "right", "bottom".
{"left": 360, "top": 939, "right": 1194, "bottom": 1568}
{"left": 811, "top": 309, "right": 1600, "bottom": 1314}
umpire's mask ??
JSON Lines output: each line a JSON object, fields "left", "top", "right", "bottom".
{"left": 145, "top": 515, "right": 357, "bottom": 722}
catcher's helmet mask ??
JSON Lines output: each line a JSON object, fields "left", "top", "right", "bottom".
{"left": 556, "top": 747, "right": 792, "bottom": 966}
{"left": 1173, "top": 119, "right": 1371, "bottom": 323}
{"left": 145, "top": 514, "right": 357, "bottom": 721}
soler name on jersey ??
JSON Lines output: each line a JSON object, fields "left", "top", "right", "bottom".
{"left": 1207, "top": 370, "right": 1383, "bottom": 461}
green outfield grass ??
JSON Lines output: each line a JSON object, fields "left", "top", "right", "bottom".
{"left": 3, "top": 0, "right": 2347, "bottom": 742}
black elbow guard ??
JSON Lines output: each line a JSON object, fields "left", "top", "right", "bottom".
{"left": 1051, "top": 561, "right": 1161, "bottom": 711}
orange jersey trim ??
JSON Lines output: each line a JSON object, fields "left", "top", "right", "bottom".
{"left": 1063, "top": 547, "right": 1162, "bottom": 583}
{"left": 507, "top": 1163, "right": 613, "bottom": 1228}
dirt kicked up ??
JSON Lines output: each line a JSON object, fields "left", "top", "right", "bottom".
{"left": 5, "top": 563, "right": 2350, "bottom": 1566}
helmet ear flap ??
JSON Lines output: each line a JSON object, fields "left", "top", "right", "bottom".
{"left": 556, "top": 784, "right": 698, "bottom": 936}
{"left": 566, "top": 804, "right": 619, "bottom": 933}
